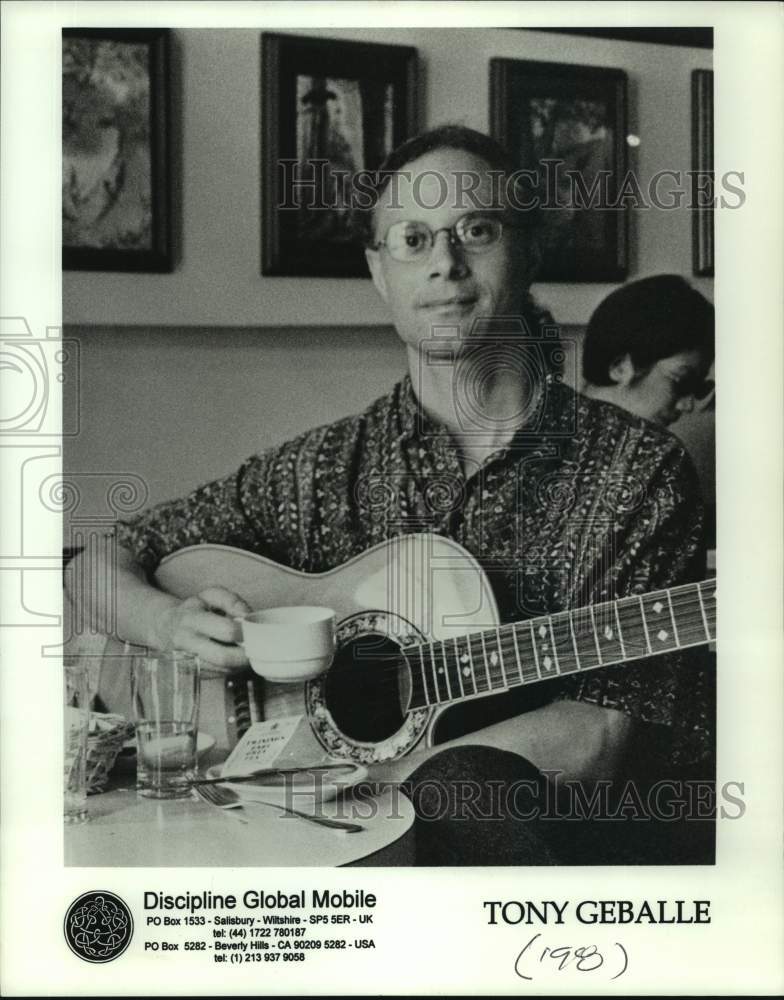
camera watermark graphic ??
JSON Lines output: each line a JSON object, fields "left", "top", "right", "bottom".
{"left": 417, "top": 315, "right": 577, "bottom": 440}
{"left": 0, "top": 317, "right": 80, "bottom": 436}
{"left": 1, "top": 318, "right": 79, "bottom": 630}
{"left": 0, "top": 316, "right": 149, "bottom": 657}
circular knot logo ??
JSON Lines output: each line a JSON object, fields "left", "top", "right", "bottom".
{"left": 64, "top": 891, "right": 133, "bottom": 963}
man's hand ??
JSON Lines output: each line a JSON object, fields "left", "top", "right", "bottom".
{"left": 153, "top": 587, "right": 252, "bottom": 669}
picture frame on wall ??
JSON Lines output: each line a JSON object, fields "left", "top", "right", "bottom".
{"left": 261, "top": 32, "right": 418, "bottom": 277}
{"left": 692, "top": 69, "right": 715, "bottom": 277}
{"left": 490, "top": 57, "right": 628, "bottom": 283}
{"left": 62, "top": 27, "right": 173, "bottom": 272}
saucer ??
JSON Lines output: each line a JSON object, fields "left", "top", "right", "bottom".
{"left": 122, "top": 731, "right": 216, "bottom": 757}
{"left": 204, "top": 762, "right": 368, "bottom": 804}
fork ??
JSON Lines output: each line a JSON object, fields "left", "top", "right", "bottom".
{"left": 195, "top": 782, "right": 364, "bottom": 833}
{"left": 195, "top": 782, "right": 248, "bottom": 823}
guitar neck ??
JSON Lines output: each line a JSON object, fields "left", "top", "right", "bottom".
{"left": 405, "top": 579, "right": 716, "bottom": 710}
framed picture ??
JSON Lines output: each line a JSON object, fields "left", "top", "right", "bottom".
{"left": 692, "top": 69, "right": 714, "bottom": 277}
{"left": 261, "top": 33, "right": 418, "bottom": 277}
{"left": 490, "top": 58, "right": 628, "bottom": 283}
{"left": 62, "top": 28, "right": 173, "bottom": 272}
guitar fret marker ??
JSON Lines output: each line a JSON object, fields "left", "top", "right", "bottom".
{"left": 466, "top": 637, "right": 478, "bottom": 694}
{"left": 428, "top": 646, "right": 441, "bottom": 702}
{"left": 495, "top": 629, "right": 507, "bottom": 685}
{"left": 665, "top": 589, "right": 680, "bottom": 646}
{"left": 511, "top": 627, "right": 524, "bottom": 683}
{"left": 653, "top": 601, "right": 663, "bottom": 614}
{"left": 613, "top": 604, "right": 626, "bottom": 658}
{"left": 568, "top": 615, "right": 582, "bottom": 669}
{"left": 586, "top": 605, "right": 602, "bottom": 664}
{"left": 418, "top": 647, "right": 432, "bottom": 706}
{"left": 453, "top": 638, "right": 466, "bottom": 698}
{"left": 547, "top": 620, "right": 561, "bottom": 673}
{"left": 479, "top": 633, "right": 493, "bottom": 689}
{"left": 657, "top": 629, "right": 668, "bottom": 642}
{"left": 440, "top": 644, "right": 453, "bottom": 701}
{"left": 604, "top": 626, "right": 613, "bottom": 640}
{"left": 638, "top": 595, "right": 653, "bottom": 653}
{"left": 528, "top": 622, "right": 543, "bottom": 678}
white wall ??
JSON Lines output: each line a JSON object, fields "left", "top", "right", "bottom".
{"left": 63, "top": 27, "right": 714, "bottom": 327}
{"left": 63, "top": 325, "right": 407, "bottom": 511}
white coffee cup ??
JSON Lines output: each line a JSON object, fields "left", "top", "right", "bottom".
{"left": 236, "top": 606, "right": 336, "bottom": 683}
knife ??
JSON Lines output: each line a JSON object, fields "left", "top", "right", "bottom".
{"left": 191, "top": 763, "right": 359, "bottom": 786}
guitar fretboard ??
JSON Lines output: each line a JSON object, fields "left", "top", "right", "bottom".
{"left": 403, "top": 579, "right": 716, "bottom": 710}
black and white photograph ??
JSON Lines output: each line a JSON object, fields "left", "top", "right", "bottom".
{"left": 61, "top": 22, "right": 720, "bottom": 872}
{"left": 1, "top": 2, "right": 783, "bottom": 996}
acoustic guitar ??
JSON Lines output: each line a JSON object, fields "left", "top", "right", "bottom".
{"left": 93, "top": 533, "right": 716, "bottom": 767}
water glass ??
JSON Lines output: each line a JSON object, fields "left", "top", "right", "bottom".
{"left": 131, "top": 651, "right": 200, "bottom": 799}
{"left": 64, "top": 662, "right": 91, "bottom": 824}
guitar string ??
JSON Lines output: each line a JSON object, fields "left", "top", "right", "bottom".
{"left": 336, "top": 599, "right": 715, "bottom": 690}
{"left": 322, "top": 579, "right": 716, "bottom": 698}
{"left": 407, "top": 614, "right": 713, "bottom": 694}
{"left": 333, "top": 606, "right": 714, "bottom": 711}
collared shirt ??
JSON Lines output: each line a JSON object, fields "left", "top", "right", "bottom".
{"left": 117, "top": 375, "right": 712, "bottom": 767}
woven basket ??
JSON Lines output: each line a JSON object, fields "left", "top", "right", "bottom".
{"left": 86, "top": 713, "right": 135, "bottom": 794}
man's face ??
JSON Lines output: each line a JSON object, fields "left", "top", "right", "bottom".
{"left": 623, "top": 349, "right": 714, "bottom": 426}
{"left": 365, "top": 148, "right": 536, "bottom": 356}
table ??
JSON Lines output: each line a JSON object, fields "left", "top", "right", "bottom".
{"left": 65, "top": 781, "right": 416, "bottom": 867}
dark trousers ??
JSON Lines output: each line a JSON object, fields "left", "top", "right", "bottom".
{"left": 401, "top": 745, "right": 715, "bottom": 866}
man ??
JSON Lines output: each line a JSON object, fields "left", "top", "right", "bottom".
{"left": 581, "top": 274, "right": 715, "bottom": 427}
{"left": 71, "top": 125, "right": 712, "bottom": 863}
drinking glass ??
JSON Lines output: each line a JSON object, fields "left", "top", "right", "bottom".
{"left": 64, "top": 662, "right": 90, "bottom": 824}
{"left": 131, "top": 651, "right": 200, "bottom": 799}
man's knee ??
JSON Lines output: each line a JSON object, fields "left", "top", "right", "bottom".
{"left": 402, "top": 745, "right": 557, "bottom": 866}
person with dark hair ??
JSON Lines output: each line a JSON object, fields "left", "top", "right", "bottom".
{"left": 71, "top": 125, "right": 714, "bottom": 865}
{"left": 581, "top": 275, "right": 715, "bottom": 427}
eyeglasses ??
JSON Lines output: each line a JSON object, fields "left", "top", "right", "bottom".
{"left": 368, "top": 212, "right": 516, "bottom": 263}
{"left": 667, "top": 372, "right": 715, "bottom": 401}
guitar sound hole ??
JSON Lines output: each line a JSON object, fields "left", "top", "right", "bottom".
{"left": 324, "top": 635, "right": 410, "bottom": 744}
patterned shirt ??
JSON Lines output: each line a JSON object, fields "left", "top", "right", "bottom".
{"left": 117, "top": 375, "right": 712, "bottom": 768}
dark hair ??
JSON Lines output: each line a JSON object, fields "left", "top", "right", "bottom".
{"left": 582, "top": 275, "right": 715, "bottom": 385}
{"left": 351, "top": 123, "right": 542, "bottom": 246}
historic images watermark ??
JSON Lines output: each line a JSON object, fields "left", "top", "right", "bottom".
{"left": 277, "top": 160, "right": 745, "bottom": 213}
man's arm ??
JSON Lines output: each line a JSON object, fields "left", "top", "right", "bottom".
{"left": 65, "top": 456, "right": 285, "bottom": 667}
{"left": 66, "top": 543, "right": 251, "bottom": 668}
{"left": 370, "top": 699, "right": 634, "bottom": 785}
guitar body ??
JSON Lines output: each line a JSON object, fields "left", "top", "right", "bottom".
{"left": 152, "top": 534, "right": 500, "bottom": 764}
{"left": 89, "top": 533, "right": 713, "bottom": 769}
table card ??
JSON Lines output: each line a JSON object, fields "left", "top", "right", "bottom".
{"left": 220, "top": 717, "right": 303, "bottom": 775}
